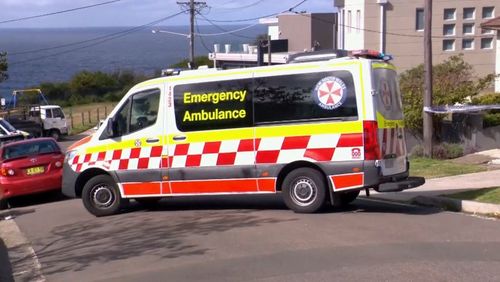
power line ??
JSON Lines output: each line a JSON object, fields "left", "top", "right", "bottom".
{"left": 199, "top": 0, "right": 308, "bottom": 23}
{"left": 196, "top": 12, "right": 255, "bottom": 40}
{"left": 0, "top": 0, "right": 123, "bottom": 25}
{"left": 295, "top": 11, "right": 492, "bottom": 40}
{"left": 195, "top": 18, "right": 213, "bottom": 53}
{"left": 11, "top": 12, "right": 187, "bottom": 56}
{"left": 9, "top": 11, "right": 185, "bottom": 66}
{"left": 209, "top": 0, "right": 266, "bottom": 11}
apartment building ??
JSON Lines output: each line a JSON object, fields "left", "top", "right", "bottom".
{"left": 338, "top": 0, "right": 500, "bottom": 91}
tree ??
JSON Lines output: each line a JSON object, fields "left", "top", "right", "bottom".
{"left": 400, "top": 54, "right": 494, "bottom": 136}
{"left": 0, "top": 52, "right": 8, "bottom": 83}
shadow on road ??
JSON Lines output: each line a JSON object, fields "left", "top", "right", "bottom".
{"left": 33, "top": 206, "right": 296, "bottom": 276}
{"left": 6, "top": 191, "right": 68, "bottom": 210}
{"left": 0, "top": 238, "right": 14, "bottom": 282}
{"left": 27, "top": 194, "right": 441, "bottom": 276}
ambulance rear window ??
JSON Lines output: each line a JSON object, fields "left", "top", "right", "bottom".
{"left": 254, "top": 70, "right": 358, "bottom": 124}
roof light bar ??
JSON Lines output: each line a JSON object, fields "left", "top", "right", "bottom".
{"left": 349, "top": 50, "right": 393, "bottom": 61}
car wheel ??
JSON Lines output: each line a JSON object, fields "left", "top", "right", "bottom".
{"left": 50, "top": 129, "right": 61, "bottom": 141}
{"left": 82, "top": 175, "right": 126, "bottom": 217}
{"left": 334, "top": 190, "right": 360, "bottom": 207}
{"left": 282, "top": 168, "right": 327, "bottom": 213}
{"left": 0, "top": 199, "right": 8, "bottom": 210}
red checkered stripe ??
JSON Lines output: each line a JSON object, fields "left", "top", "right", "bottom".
{"left": 70, "top": 146, "right": 167, "bottom": 172}
{"left": 70, "top": 133, "right": 363, "bottom": 172}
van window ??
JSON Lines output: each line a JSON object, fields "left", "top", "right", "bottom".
{"left": 254, "top": 71, "right": 358, "bottom": 124}
{"left": 114, "top": 100, "right": 131, "bottom": 137}
{"left": 109, "top": 88, "right": 160, "bottom": 138}
{"left": 52, "top": 108, "right": 65, "bottom": 118}
{"left": 372, "top": 68, "right": 403, "bottom": 120}
{"left": 45, "top": 109, "right": 53, "bottom": 118}
{"left": 174, "top": 79, "right": 253, "bottom": 132}
{"left": 129, "top": 89, "right": 160, "bottom": 133}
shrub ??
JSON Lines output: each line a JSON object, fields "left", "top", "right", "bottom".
{"left": 471, "top": 92, "right": 500, "bottom": 127}
{"left": 432, "top": 143, "right": 464, "bottom": 159}
{"left": 400, "top": 54, "right": 494, "bottom": 136}
{"left": 410, "top": 144, "right": 424, "bottom": 157}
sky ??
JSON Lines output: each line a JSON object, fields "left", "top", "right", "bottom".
{"left": 0, "top": 0, "right": 335, "bottom": 28}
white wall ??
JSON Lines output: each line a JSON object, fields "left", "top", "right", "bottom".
{"left": 268, "top": 25, "right": 279, "bottom": 40}
{"left": 342, "top": 0, "right": 365, "bottom": 50}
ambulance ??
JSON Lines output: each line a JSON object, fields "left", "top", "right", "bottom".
{"left": 62, "top": 50, "right": 425, "bottom": 217}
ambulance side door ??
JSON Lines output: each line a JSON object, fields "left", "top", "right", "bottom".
{"left": 166, "top": 77, "right": 258, "bottom": 195}
{"left": 105, "top": 87, "right": 164, "bottom": 197}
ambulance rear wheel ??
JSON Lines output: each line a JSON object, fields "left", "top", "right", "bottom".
{"left": 82, "top": 175, "right": 125, "bottom": 217}
{"left": 282, "top": 168, "right": 327, "bottom": 213}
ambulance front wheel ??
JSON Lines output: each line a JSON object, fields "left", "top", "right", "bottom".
{"left": 82, "top": 175, "right": 126, "bottom": 217}
{"left": 282, "top": 168, "right": 327, "bottom": 213}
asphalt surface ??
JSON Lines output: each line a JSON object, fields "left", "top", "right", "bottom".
{"left": 10, "top": 194, "right": 500, "bottom": 282}
{"left": 4, "top": 135, "right": 500, "bottom": 281}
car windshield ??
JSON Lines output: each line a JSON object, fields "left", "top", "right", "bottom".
{"left": 2, "top": 140, "right": 60, "bottom": 160}
{"left": 0, "top": 119, "right": 17, "bottom": 133}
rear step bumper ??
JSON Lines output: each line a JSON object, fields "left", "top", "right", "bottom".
{"left": 377, "top": 177, "right": 425, "bottom": 193}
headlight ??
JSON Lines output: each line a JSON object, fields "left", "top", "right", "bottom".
{"left": 65, "top": 150, "right": 77, "bottom": 163}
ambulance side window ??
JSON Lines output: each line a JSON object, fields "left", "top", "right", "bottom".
{"left": 106, "top": 88, "right": 160, "bottom": 138}
{"left": 254, "top": 71, "right": 358, "bottom": 124}
{"left": 129, "top": 89, "right": 160, "bottom": 134}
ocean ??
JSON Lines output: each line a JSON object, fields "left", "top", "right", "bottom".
{"left": 0, "top": 25, "right": 266, "bottom": 98}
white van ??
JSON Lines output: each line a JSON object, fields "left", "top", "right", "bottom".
{"left": 29, "top": 105, "right": 69, "bottom": 140}
{"left": 62, "top": 50, "right": 425, "bottom": 216}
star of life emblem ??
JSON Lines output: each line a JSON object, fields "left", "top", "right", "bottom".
{"left": 313, "top": 76, "right": 347, "bottom": 110}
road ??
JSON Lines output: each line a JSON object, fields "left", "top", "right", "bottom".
{"left": 11, "top": 194, "right": 500, "bottom": 282}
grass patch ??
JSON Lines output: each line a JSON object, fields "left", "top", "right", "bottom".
{"left": 446, "top": 187, "right": 500, "bottom": 205}
{"left": 64, "top": 102, "right": 116, "bottom": 135}
{"left": 410, "top": 157, "right": 486, "bottom": 179}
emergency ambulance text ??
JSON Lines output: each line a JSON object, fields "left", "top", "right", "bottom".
{"left": 184, "top": 90, "right": 247, "bottom": 104}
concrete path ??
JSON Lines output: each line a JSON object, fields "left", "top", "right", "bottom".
{"left": 365, "top": 170, "right": 500, "bottom": 215}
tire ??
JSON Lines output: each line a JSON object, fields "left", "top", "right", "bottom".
{"left": 49, "top": 129, "right": 61, "bottom": 141}
{"left": 0, "top": 199, "right": 8, "bottom": 210}
{"left": 82, "top": 175, "right": 125, "bottom": 217}
{"left": 334, "top": 190, "right": 360, "bottom": 207}
{"left": 282, "top": 168, "right": 327, "bottom": 213}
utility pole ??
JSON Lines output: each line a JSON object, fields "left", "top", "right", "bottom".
{"left": 423, "top": 0, "right": 433, "bottom": 157}
{"left": 177, "top": 0, "right": 207, "bottom": 69}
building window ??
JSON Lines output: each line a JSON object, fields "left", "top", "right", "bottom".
{"left": 482, "top": 28, "right": 494, "bottom": 35}
{"left": 463, "top": 7, "right": 475, "bottom": 20}
{"left": 347, "top": 10, "right": 352, "bottom": 33}
{"left": 481, "top": 38, "right": 493, "bottom": 49}
{"left": 443, "top": 39, "right": 455, "bottom": 51}
{"left": 443, "top": 24, "right": 455, "bottom": 36}
{"left": 356, "top": 10, "right": 361, "bottom": 33}
{"left": 462, "top": 39, "right": 474, "bottom": 50}
{"left": 463, "top": 23, "right": 475, "bottom": 35}
{"left": 416, "top": 8, "right": 424, "bottom": 31}
{"left": 444, "top": 8, "right": 456, "bottom": 21}
{"left": 482, "top": 7, "right": 495, "bottom": 19}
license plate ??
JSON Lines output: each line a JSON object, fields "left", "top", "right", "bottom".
{"left": 26, "top": 166, "right": 44, "bottom": 175}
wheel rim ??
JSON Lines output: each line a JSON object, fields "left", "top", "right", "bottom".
{"left": 90, "top": 184, "right": 115, "bottom": 209}
{"left": 290, "top": 177, "right": 317, "bottom": 207}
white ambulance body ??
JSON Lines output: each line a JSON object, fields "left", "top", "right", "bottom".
{"left": 62, "top": 50, "right": 424, "bottom": 216}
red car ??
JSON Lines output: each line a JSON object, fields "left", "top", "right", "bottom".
{"left": 0, "top": 138, "right": 64, "bottom": 209}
